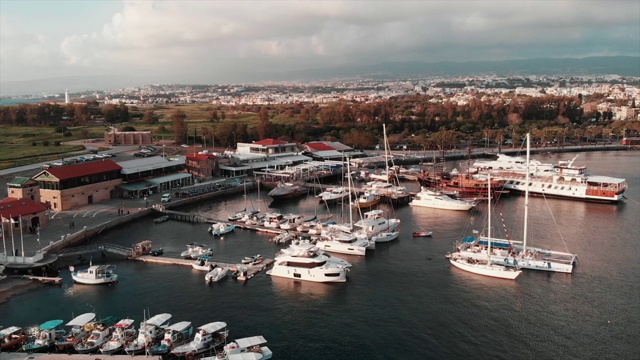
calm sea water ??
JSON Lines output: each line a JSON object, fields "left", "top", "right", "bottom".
{"left": 1, "top": 151, "right": 639, "bottom": 360}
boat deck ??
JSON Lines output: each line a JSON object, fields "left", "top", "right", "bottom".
{"left": 132, "top": 256, "right": 274, "bottom": 280}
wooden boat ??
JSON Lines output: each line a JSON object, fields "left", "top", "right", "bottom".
{"left": 412, "top": 231, "right": 433, "bottom": 237}
{"left": 0, "top": 326, "right": 27, "bottom": 351}
{"left": 70, "top": 264, "right": 118, "bottom": 285}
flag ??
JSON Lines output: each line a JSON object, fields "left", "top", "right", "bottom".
{"left": 0, "top": 216, "right": 9, "bottom": 223}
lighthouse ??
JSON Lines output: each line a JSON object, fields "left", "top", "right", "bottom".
{"left": 65, "top": 89, "right": 69, "bottom": 104}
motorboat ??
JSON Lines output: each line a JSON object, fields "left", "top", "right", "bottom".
{"left": 54, "top": 312, "right": 96, "bottom": 352}
{"left": 354, "top": 191, "right": 380, "bottom": 210}
{"left": 70, "top": 264, "right": 118, "bottom": 285}
{"left": 124, "top": 313, "right": 172, "bottom": 355}
{"left": 147, "top": 321, "right": 193, "bottom": 355}
{"left": 191, "top": 256, "right": 215, "bottom": 271}
{"left": 263, "top": 212, "right": 284, "bottom": 228}
{"left": 181, "top": 243, "right": 213, "bottom": 259}
{"left": 208, "top": 222, "right": 236, "bottom": 236}
{"left": 412, "top": 231, "right": 433, "bottom": 237}
{"left": 74, "top": 317, "right": 117, "bottom": 354}
{"left": 229, "top": 209, "right": 259, "bottom": 222}
{"left": 271, "top": 231, "right": 295, "bottom": 244}
{"left": 267, "top": 181, "right": 308, "bottom": 201}
{"left": 278, "top": 213, "right": 305, "bottom": 230}
{"left": 99, "top": 318, "right": 136, "bottom": 355}
{"left": 266, "top": 240, "right": 352, "bottom": 283}
{"left": 353, "top": 209, "right": 401, "bottom": 237}
{"left": 317, "top": 187, "right": 350, "bottom": 203}
{"left": 241, "top": 254, "right": 262, "bottom": 264}
{"left": 371, "top": 231, "right": 399, "bottom": 243}
{"left": 205, "top": 266, "right": 229, "bottom": 283}
{"left": 315, "top": 231, "right": 372, "bottom": 256}
{"left": 203, "top": 335, "right": 272, "bottom": 360}
{"left": 21, "top": 319, "right": 64, "bottom": 353}
{"left": 1, "top": 326, "right": 27, "bottom": 351}
{"left": 171, "top": 322, "right": 228, "bottom": 357}
{"left": 409, "top": 187, "right": 477, "bottom": 211}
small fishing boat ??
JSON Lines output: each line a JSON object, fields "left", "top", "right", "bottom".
{"left": 171, "top": 322, "right": 228, "bottom": 357}
{"left": 0, "top": 326, "right": 28, "bottom": 351}
{"left": 54, "top": 312, "right": 96, "bottom": 352}
{"left": 22, "top": 320, "right": 65, "bottom": 353}
{"left": 181, "top": 242, "right": 213, "bottom": 259}
{"left": 208, "top": 222, "right": 236, "bottom": 236}
{"left": 241, "top": 254, "right": 262, "bottom": 264}
{"left": 147, "top": 321, "right": 193, "bottom": 355}
{"left": 70, "top": 264, "right": 118, "bottom": 285}
{"left": 74, "top": 317, "right": 118, "bottom": 354}
{"left": 99, "top": 318, "right": 136, "bottom": 355}
{"left": 149, "top": 248, "right": 164, "bottom": 256}
{"left": 154, "top": 215, "right": 169, "bottom": 224}
{"left": 412, "top": 231, "right": 433, "bottom": 237}
{"left": 206, "top": 335, "right": 273, "bottom": 360}
{"left": 192, "top": 256, "right": 215, "bottom": 271}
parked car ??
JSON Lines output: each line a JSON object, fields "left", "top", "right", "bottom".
{"left": 160, "top": 193, "right": 171, "bottom": 203}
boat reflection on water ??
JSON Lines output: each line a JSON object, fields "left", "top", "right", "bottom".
{"left": 269, "top": 275, "right": 342, "bottom": 300}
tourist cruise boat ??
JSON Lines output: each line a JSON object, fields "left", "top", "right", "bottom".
{"left": 267, "top": 240, "right": 352, "bottom": 282}
{"left": 473, "top": 153, "right": 626, "bottom": 203}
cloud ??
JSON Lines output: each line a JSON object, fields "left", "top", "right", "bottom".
{"left": 2, "top": 0, "right": 639, "bottom": 83}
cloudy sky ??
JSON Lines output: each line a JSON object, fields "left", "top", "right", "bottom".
{"left": 1, "top": 0, "right": 639, "bottom": 85}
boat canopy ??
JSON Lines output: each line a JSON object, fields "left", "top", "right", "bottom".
{"left": 234, "top": 336, "right": 267, "bottom": 349}
{"left": 40, "top": 320, "right": 64, "bottom": 330}
{"left": 0, "top": 326, "right": 22, "bottom": 336}
{"left": 146, "top": 313, "right": 172, "bottom": 327}
{"left": 66, "top": 313, "right": 96, "bottom": 327}
{"left": 199, "top": 321, "right": 227, "bottom": 333}
{"left": 114, "top": 319, "right": 135, "bottom": 328}
{"left": 460, "top": 237, "right": 476, "bottom": 243}
{"left": 477, "top": 239, "right": 511, "bottom": 249}
{"left": 166, "top": 321, "right": 192, "bottom": 332}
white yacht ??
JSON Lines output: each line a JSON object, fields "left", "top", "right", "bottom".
{"left": 353, "top": 209, "right": 400, "bottom": 237}
{"left": 315, "top": 230, "right": 372, "bottom": 256}
{"left": 317, "top": 187, "right": 350, "bottom": 203}
{"left": 409, "top": 187, "right": 477, "bottom": 211}
{"left": 266, "top": 240, "right": 352, "bottom": 282}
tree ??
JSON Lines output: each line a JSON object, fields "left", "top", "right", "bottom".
{"left": 142, "top": 110, "right": 157, "bottom": 124}
{"left": 209, "top": 110, "right": 219, "bottom": 122}
{"left": 171, "top": 110, "right": 188, "bottom": 144}
{"left": 257, "top": 107, "right": 270, "bottom": 139}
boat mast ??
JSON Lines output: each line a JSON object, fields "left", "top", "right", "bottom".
{"left": 347, "top": 158, "right": 354, "bottom": 229}
{"left": 523, "top": 133, "right": 530, "bottom": 252}
{"left": 487, "top": 173, "right": 492, "bottom": 261}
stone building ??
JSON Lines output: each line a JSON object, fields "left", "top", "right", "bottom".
{"left": 104, "top": 127, "right": 153, "bottom": 145}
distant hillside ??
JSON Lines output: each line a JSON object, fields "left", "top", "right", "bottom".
{"left": 1, "top": 56, "right": 637, "bottom": 96}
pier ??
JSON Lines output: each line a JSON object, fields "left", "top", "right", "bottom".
{"left": 132, "top": 255, "right": 274, "bottom": 280}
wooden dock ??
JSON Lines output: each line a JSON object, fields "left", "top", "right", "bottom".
{"left": 18, "top": 275, "right": 62, "bottom": 285}
{"left": 132, "top": 255, "right": 274, "bottom": 280}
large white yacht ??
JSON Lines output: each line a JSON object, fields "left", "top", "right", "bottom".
{"left": 315, "top": 230, "right": 373, "bottom": 256}
{"left": 409, "top": 187, "right": 477, "bottom": 211}
{"left": 266, "top": 240, "right": 352, "bottom": 282}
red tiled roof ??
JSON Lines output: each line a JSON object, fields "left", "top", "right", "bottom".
{"left": 43, "top": 160, "right": 122, "bottom": 180}
{"left": 0, "top": 197, "right": 48, "bottom": 218}
{"left": 306, "top": 142, "right": 335, "bottom": 151}
{"left": 186, "top": 154, "right": 216, "bottom": 161}
{"left": 254, "top": 139, "right": 286, "bottom": 146}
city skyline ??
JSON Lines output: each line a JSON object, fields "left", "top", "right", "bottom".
{"left": 1, "top": 0, "right": 639, "bottom": 89}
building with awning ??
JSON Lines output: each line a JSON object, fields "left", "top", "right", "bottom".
{"left": 116, "top": 156, "right": 192, "bottom": 198}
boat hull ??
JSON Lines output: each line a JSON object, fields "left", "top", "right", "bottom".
{"left": 267, "top": 266, "right": 348, "bottom": 283}
{"left": 449, "top": 257, "right": 521, "bottom": 280}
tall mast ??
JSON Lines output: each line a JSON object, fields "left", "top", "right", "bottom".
{"left": 487, "top": 174, "right": 492, "bottom": 260}
{"left": 523, "top": 133, "right": 530, "bottom": 252}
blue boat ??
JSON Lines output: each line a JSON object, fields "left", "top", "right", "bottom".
{"left": 22, "top": 319, "right": 64, "bottom": 353}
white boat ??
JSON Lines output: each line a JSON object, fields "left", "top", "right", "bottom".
{"left": 271, "top": 231, "right": 295, "bottom": 244}
{"left": 171, "top": 322, "right": 228, "bottom": 357}
{"left": 452, "top": 134, "right": 578, "bottom": 273}
{"left": 74, "top": 319, "right": 114, "bottom": 354}
{"left": 99, "top": 318, "right": 136, "bottom": 355}
{"left": 447, "top": 174, "right": 521, "bottom": 280}
{"left": 0, "top": 326, "right": 27, "bottom": 351}
{"left": 354, "top": 191, "right": 381, "bottom": 209}
{"left": 473, "top": 151, "right": 626, "bottom": 203}
{"left": 181, "top": 242, "right": 213, "bottom": 259}
{"left": 205, "top": 266, "right": 229, "bottom": 283}
{"left": 371, "top": 231, "right": 399, "bottom": 243}
{"left": 266, "top": 240, "right": 352, "bottom": 283}
{"left": 208, "top": 222, "right": 236, "bottom": 236}
{"left": 203, "top": 335, "right": 272, "bottom": 360}
{"left": 353, "top": 209, "right": 401, "bottom": 237}
{"left": 241, "top": 254, "right": 262, "bottom": 264}
{"left": 191, "top": 256, "right": 215, "bottom": 271}
{"left": 147, "top": 321, "right": 193, "bottom": 355}
{"left": 124, "top": 313, "right": 172, "bottom": 355}
{"left": 54, "top": 312, "right": 96, "bottom": 352}
{"left": 315, "top": 230, "right": 372, "bottom": 256}
{"left": 278, "top": 213, "right": 306, "bottom": 230}
{"left": 409, "top": 186, "right": 477, "bottom": 211}
{"left": 22, "top": 319, "right": 65, "bottom": 353}
{"left": 70, "top": 264, "right": 118, "bottom": 285}
{"left": 263, "top": 212, "right": 284, "bottom": 228}
{"left": 317, "top": 187, "right": 350, "bottom": 203}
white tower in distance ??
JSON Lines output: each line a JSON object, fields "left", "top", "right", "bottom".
{"left": 65, "top": 89, "right": 69, "bottom": 104}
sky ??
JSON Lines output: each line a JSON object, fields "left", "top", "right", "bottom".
{"left": 1, "top": 0, "right": 639, "bottom": 86}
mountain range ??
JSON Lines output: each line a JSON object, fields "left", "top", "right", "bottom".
{"left": 1, "top": 56, "right": 638, "bottom": 96}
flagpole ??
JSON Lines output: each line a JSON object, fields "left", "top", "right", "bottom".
{"left": 1, "top": 217, "right": 6, "bottom": 259}
{"left": 20, "top": 215, "right": 25, "bottom": 263}
{"left": 9, "top": 215, "right": 15, "bottom": 259}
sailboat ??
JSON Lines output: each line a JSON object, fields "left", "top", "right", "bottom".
{"left": 228, "top": 179, "right": 259, "bottom": 222}
{"left": 447, "top": 173, "right": 521, "bottom": 280}
{"left": 452, "top": 133, "right": 577, "bottom": 273}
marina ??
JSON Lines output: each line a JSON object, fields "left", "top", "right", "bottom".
{"left": 0, "top": 150, "right": 638, "bottom": 360}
